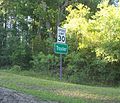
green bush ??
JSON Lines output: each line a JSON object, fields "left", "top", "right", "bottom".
{"left": 63, "top": 3, "right": 120, "bottom": 86}
{"left": 30, "top": 52, "right": 59, "bottom": 74}
{"left": 10, "top": 65, "right": 22, "bottom": 72}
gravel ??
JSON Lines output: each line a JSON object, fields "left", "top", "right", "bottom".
{"left": 0, "top": 87, "right": 58, "bottom": 103}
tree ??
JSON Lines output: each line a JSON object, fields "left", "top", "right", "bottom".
{"left": 63, "top": 2, "right": 120, "bottom": 85}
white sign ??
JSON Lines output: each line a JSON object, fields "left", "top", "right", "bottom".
{"left": 57, "top": 27, "right": 66, "bottom": 44}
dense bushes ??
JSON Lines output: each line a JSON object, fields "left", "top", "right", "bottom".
{"left": 30, "top": 52, "right": 59, "bottom": 75}
{"left": 62, "top": 3, "right": 120, "bottom": 85}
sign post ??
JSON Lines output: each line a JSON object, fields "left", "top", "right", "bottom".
{"left": 54, "top": 26, "right": 68, "bottom": 80}
{"left": 60, "top": 54, "right": 62, "bottom": 80}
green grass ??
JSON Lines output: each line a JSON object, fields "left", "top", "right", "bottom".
{"left": 0, "top": 70, "right": 120, "bottom": 103}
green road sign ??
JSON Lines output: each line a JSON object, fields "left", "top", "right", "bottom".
{"left": 54, "top": 43, "right": 68, "bottom": 54}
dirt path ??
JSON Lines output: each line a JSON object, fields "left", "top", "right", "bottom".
{"left": 0, "top": 87, "right": 58, "bottom": 103}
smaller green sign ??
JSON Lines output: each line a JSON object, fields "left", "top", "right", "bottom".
{"left": 54, "top": 43, "right": 68, "bottom": 54}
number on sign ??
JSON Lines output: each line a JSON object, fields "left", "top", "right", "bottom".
{"left": 58, "top": 35, "right": 65, "bottom": 42}
{"left": 58, "top": 35, "right": 61, "bottom": 41}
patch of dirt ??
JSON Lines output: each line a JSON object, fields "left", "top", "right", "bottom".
{"left": 0, "top": 87, "right": 58, "bottom": 103}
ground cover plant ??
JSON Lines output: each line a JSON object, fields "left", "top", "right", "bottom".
{"left": 0, "top": 70, "right": 120, "bottom": 103}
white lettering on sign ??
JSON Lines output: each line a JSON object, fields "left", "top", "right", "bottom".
{"left": 57, "top": 27, "right": 66, "bottom": 43}
{"left": 56, "top": 46, "right": 67, "bottom": 51}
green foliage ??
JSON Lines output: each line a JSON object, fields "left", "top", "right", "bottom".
{"left": 63, "top": 2, "right": 120, "bottom": 85}
{"left": 10, "top": 65, "right": 22, "bottom": 72}
{"left": 31, "top": 52, "right": 59, "bottom": 74}
{"left": 32, "top": 36, "right": 54, "bottom": 54}
{"left": 31, "top": 52, "right": 48, "bottom": 71}
{"left": 77, "top": 0, "right": 102, "bottom": 12}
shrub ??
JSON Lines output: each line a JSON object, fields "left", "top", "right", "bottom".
{"left": 30, "top": 52, "right": 59, "bottom": 74}
{"left": 10, "top": 65, "right": 22, "bottom": 72}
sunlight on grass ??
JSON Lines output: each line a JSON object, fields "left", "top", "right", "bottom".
{"left": 55, "top": 89, "right": 114, "bottom": 101}
{"left": 0, "top": 71, "right": 120, "bottom": 103}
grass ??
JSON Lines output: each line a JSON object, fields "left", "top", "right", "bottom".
{"left": 0, "top": 70, "right": 120, "bottom": 103}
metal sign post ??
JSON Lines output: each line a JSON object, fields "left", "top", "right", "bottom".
{"left": 60, "top": 54, "right": 62, "bottom": 80}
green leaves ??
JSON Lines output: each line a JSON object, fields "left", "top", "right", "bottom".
{"left": 63, "top": 2, "right": 120, "bottom": 85}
